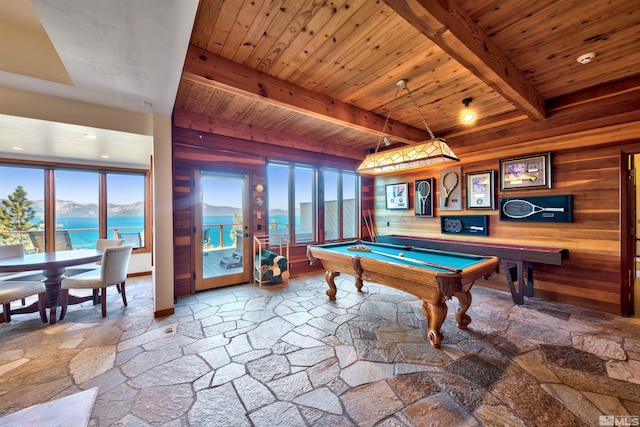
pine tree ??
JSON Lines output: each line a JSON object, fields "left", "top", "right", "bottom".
{"left": 0, "top": 186, "right": 37, "bottom": 244}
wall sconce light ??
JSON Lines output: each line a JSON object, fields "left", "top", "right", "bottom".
{"left": 461, "top": 97, "right": 475, "bottom": 124}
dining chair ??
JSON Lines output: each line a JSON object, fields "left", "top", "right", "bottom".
{"left": 0, "top": 244, "right": 47, "bottom": 323}
{"left": 28, "top": 230, "right": 73, "bottom": 252}
{"left": 90, "top": 238, "right": 126, "bottom": 299}
{"left": 115, "top": 231, "right": 142, "bottom": 248}
{"left": 59, "top": 245, "right": 133, "bottom": 319}
{"left": 97, "top": 238, "right": 126, "bottom": 252}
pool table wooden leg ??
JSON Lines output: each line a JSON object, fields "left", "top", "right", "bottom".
{"left": 325, "top": 271, "right": 338, "bottom": 300}
{"left": 454, "top": 290, "right": 472, "bottom": 329}
{"left": 423, "top": 291, "right": 447, "bottom": 348}
{"left": 354, "top": 277, "right": 363, "bottom": 293}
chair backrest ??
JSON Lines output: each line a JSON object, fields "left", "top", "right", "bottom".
{"left": 0, "top": 244, "right": 25, "bottom": 277}
{"left": 28, "top": 231, "right": 73, "bottom": 252}
{"left": 96, "top": 239, "right": 125, "bottom": 251}
{"left": 0, "top": 244, "right": 24, "bottom": 259}
{"left": 100, "top": 245, "right": 133, "bottom": 286}
{"left": 95, "top": 239, "right": 125, "bottom": 265}
{"left": 116, "top": 232, "right": 142, "bottom": 248}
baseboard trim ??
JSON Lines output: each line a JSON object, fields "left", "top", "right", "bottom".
{"left": 154, "top": 307, "right": 174, "bottom": 318}
{"left": 128, "top": 271, "right": 152, "bottom": 278}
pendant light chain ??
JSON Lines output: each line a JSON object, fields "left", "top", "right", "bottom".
{"left": 403, "top": 84, "right": 436, "bottom": 140}
{"left": 375, "top": 84, "right": 402, "bottom": 152}
{"left": 357, "top": 79, "right": 459, "bottom": 174}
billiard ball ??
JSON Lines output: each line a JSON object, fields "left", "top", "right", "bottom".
{"left": 399, "top": 252, "right": 404, "bottom": 257}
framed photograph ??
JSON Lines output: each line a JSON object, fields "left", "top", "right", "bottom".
{"left": 466, "top": 170, "right": 495, "bottom": 209}
{"left": 415, "top": 178, "right": 434, "bottom": 217}
{"left": 386, "top": 182, "right": 409, "bottom": 210}
{"left": 500, "top": 152, "right": 551, "bottom": 190}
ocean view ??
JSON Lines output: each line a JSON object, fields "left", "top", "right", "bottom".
{"left": 48, "top": 214, "right": 290, "bottom": 249}
{"left": 42, "top": 216, "right": 145, "bottom": 249}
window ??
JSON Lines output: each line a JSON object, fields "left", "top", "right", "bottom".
{"left": 267, "top": 162, "right": 358, "bottom": 245}
{"left": 294, "top": 166, "right": 315, "bottom": 243}
{"left": 342, "top": 172, "right": 358, "bottom": 239}
{"left": 267, "top": 163, "right": 290, "bottom": 240}
{"left": 324, "top": 170, "right": 339, "bottom": 240}
{"left": 267, "top": 162, "right": 316, "bottom": 244}
{"left": 107, "top": 173, "right": 146, "bottom": 248}
{"left": 56, "top": 170, "right": 99, "bottom": 251}
{"left": 324, "top": 169, "right": 358, "bottom": 240}
{"left": 0, "top": 163, "right": 149, "bottom": 252}
{"left": 0, "top": 166, "right": 44, "bottom": 252}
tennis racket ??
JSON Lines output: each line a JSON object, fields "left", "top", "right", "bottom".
{"left": 416, "top": 180, "right": 431, "bottom": 215}
{"left": 502, "top": 199, "right": 565, "bottom": 219}
{"left": 442, "top": 172, "right": 458, "bottom": 207}
{"left": 443, "top": 218, "right": 484, "bottom": 233}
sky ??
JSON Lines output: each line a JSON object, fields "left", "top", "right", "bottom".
{"left": 0, "top": 166, "right": 144, "bottom": 205}
{"left": 2, "top": 165, "right": 356, "bottom": 211}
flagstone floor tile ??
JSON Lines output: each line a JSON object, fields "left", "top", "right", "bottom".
{"left": 1, "top": 273, "right": 639, "bottom": 426}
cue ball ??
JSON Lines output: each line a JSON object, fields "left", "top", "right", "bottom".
{"left": 399, "top": 252, "right": 404, "bottom": 257}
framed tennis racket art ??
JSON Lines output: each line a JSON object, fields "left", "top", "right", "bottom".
{"left": 439, "top": 166, "right": 462, "bottom": 210}
{"left": 385, "top": 182, "right": 409, "bottom": 210}
{"left": 440, "top": 215, "right": 489, "bottom": 236}
{"left": 499, "top": 195, "right": 573, "bottom": 222}
{"left": 414, "top": 178, "right": 434, "bottom": 216}
{"left": 466, "top": 170, "right": 495, "bottom": 209}
{"left": 500, "top": 152, "right": 551, "bottom": 190}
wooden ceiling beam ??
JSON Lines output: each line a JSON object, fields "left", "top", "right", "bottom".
{"left": 173, "top": 108, "right": 367, "bottom": 160}
{"left": 182, "top": 44, "right": 432, "bottom": 145}
{"left": 383, "top": 0, "right": 546, "bottom": 121}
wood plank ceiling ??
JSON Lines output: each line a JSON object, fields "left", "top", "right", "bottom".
{"left": 174, "top": 0, "right": 640, "bottom": 159}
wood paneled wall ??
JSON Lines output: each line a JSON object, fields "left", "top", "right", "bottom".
{"left": 173, "top": 91, "right": 640, "bottom": 315}
{"left": 172, "top": 113, "right": 360, "bottom": 296}
{"left": 373, "top": 98, "right": 640, "bottom": 314}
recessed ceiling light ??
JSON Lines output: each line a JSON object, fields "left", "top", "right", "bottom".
{"left": 100, "top": 154, "right": 110, "bottom": 159}
{"left": 576, "top": 52, "right": 596, "bottom": 64}
{"left": 84, "top": 133, "right": 98, "bottom": 139}
{"left": 11, "top": 146, "right": 24, "bottom": 151}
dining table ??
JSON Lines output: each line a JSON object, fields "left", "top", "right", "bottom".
{"left": 0, "top": 249, "right": 103, "bottom": 324}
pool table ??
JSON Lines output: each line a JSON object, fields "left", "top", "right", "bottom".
{"left": 307, "top": 240, "right": 499, "bottom": 348}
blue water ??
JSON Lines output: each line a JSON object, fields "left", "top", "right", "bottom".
{"left": 35, "top": 216, "right": 144, "bottom": 249}
{"left": 203, "top": 215, "right": 289, "bottom": 247}
{"left": 48, "top": 214, "right": 290, "bottom": 249}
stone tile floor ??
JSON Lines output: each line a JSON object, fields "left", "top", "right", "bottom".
{"left": 0, "top": 272, "right": 639, "bottom": 426}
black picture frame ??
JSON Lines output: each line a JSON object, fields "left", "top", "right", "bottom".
{"left": 500, "top": 152, "right": 551, "bottom": 190}
{"left": 440, "top": 215, "right": 489, "bottom": 236}
{"left": 385, "top": 182, "right": 409, "bottom": 210}
{"left": 466, "top": 170, "right": 495, "bottom": 209}
{"left": 414, "top": 178, "right": 435, "bottom": 216}
{"left": 499, "top": 195, "right": 573, "bottom": 222}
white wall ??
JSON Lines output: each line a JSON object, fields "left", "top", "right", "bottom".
{"left": 0, "top": 87, "right": 161, "bottom": 301}
{"left": 152, "top": 115, "right": 174, "bottom": 313}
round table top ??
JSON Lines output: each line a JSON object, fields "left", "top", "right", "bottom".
{"left": 0, "top": 249, "right": 103, "bottom": 273}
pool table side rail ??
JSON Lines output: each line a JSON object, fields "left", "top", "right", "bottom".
{"left": 307, "top": 244, "right": 499, "bottom": 295}
{"left": 377, "top": 235, "right": 567, "bottom": 265}
{"left": 362, "top": 240, "right": 489, "bottom": 262}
